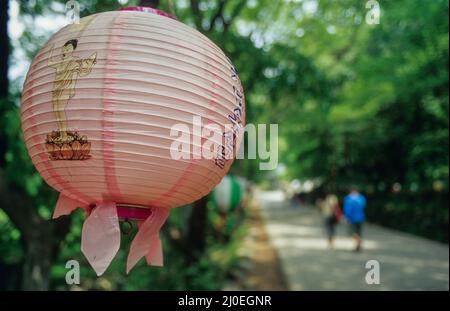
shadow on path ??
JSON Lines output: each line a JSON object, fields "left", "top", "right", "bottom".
{"left": 256, "top": 190, "right": 449, "bottom": 291}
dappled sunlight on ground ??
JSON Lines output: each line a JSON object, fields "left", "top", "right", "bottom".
{"left": 254, "top": 190, "right": 449, "bottom": 291}
{"left": 265, "top": 223, "right": 380, "bottom": 251}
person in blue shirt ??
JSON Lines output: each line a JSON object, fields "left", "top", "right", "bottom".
{"left": 343, "top": 186, "right": 367, "bottom": 252}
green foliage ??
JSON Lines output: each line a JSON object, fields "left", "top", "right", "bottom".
{"left": 0, "top": 209, "right": 23, "bottom": 264}
{"left": 366, "top": 191, "right": 449, "bottom": 242}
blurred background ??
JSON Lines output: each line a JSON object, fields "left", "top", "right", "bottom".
{"left": 0, "top": 0, "right": 448, "bottom": 290}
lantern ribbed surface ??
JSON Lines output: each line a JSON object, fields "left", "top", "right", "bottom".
{"left": 21, "top": 10, "right": 245, "bottom": 210}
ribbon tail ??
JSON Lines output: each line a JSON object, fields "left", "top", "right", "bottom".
{"left": 53, "top": 194, "right": 81, "bottom": 219}
{"left": 145, "top": 236, "right": 163, "bottom": 267}
{"left": 126, "top": 208, "right": 169, "bottom": 274}
{"left": 137, "top": 220, "right": 163, "bottom": 266}
{"left": 81, "top": 202, "right": 120, "bottom": 276}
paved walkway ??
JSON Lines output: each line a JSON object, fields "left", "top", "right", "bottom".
{"left": 255, "top": 190, "right": 449, "bottom": 291}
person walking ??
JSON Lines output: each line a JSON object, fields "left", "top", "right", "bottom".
{"left": 320, "top": 193, "right": 341, "bottom": 249}
{"left": 343, "top": 186, "right": 367, "bottom": 252}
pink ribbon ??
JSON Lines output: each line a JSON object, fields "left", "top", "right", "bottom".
{"left": 126, "top": 207, "right": 170, "bottom": 273}
{"left": 81, "top": 202, "right": 121, "bottom": 276}
{"left": 53, "top": 193, "right": 82, "bottom": 219}
{"left": 146, "top": 236, "right": 164, "bottom": 266}
{"left": 52, "top": 195, "right": 169, "bottom": 275}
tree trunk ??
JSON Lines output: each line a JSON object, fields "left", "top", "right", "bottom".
{"left": 183, "top": 195, "right": 208, "bottom": 261}
{"left": 0, "top": 0, "right": 8, "bottom": 97}
{"left": 21, "top": 217, "right": 54, "bottom": 290}
{"left": 0, "top": 170, "right": 72, "bottom": 290}
{"left": 0, "top": 0, "right": 10, "bottom": 165}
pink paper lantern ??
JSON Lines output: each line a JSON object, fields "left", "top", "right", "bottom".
{"left": 20, "top": 7, "right": 245, "bottom": 275}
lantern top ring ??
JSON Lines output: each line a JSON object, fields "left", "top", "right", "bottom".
{"left": 118, "top": 6, "right": 177, "bottom": 20}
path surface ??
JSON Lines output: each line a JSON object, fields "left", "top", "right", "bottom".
{"left": 224, "top": 200, "right": 288, "bottom": 291}
{"left": 255, "top": 190, "right": 449, "bottom": 291}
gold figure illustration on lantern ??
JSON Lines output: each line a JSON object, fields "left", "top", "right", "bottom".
{"left": 45, "top": 39, "right": 97, "bottom": 160}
